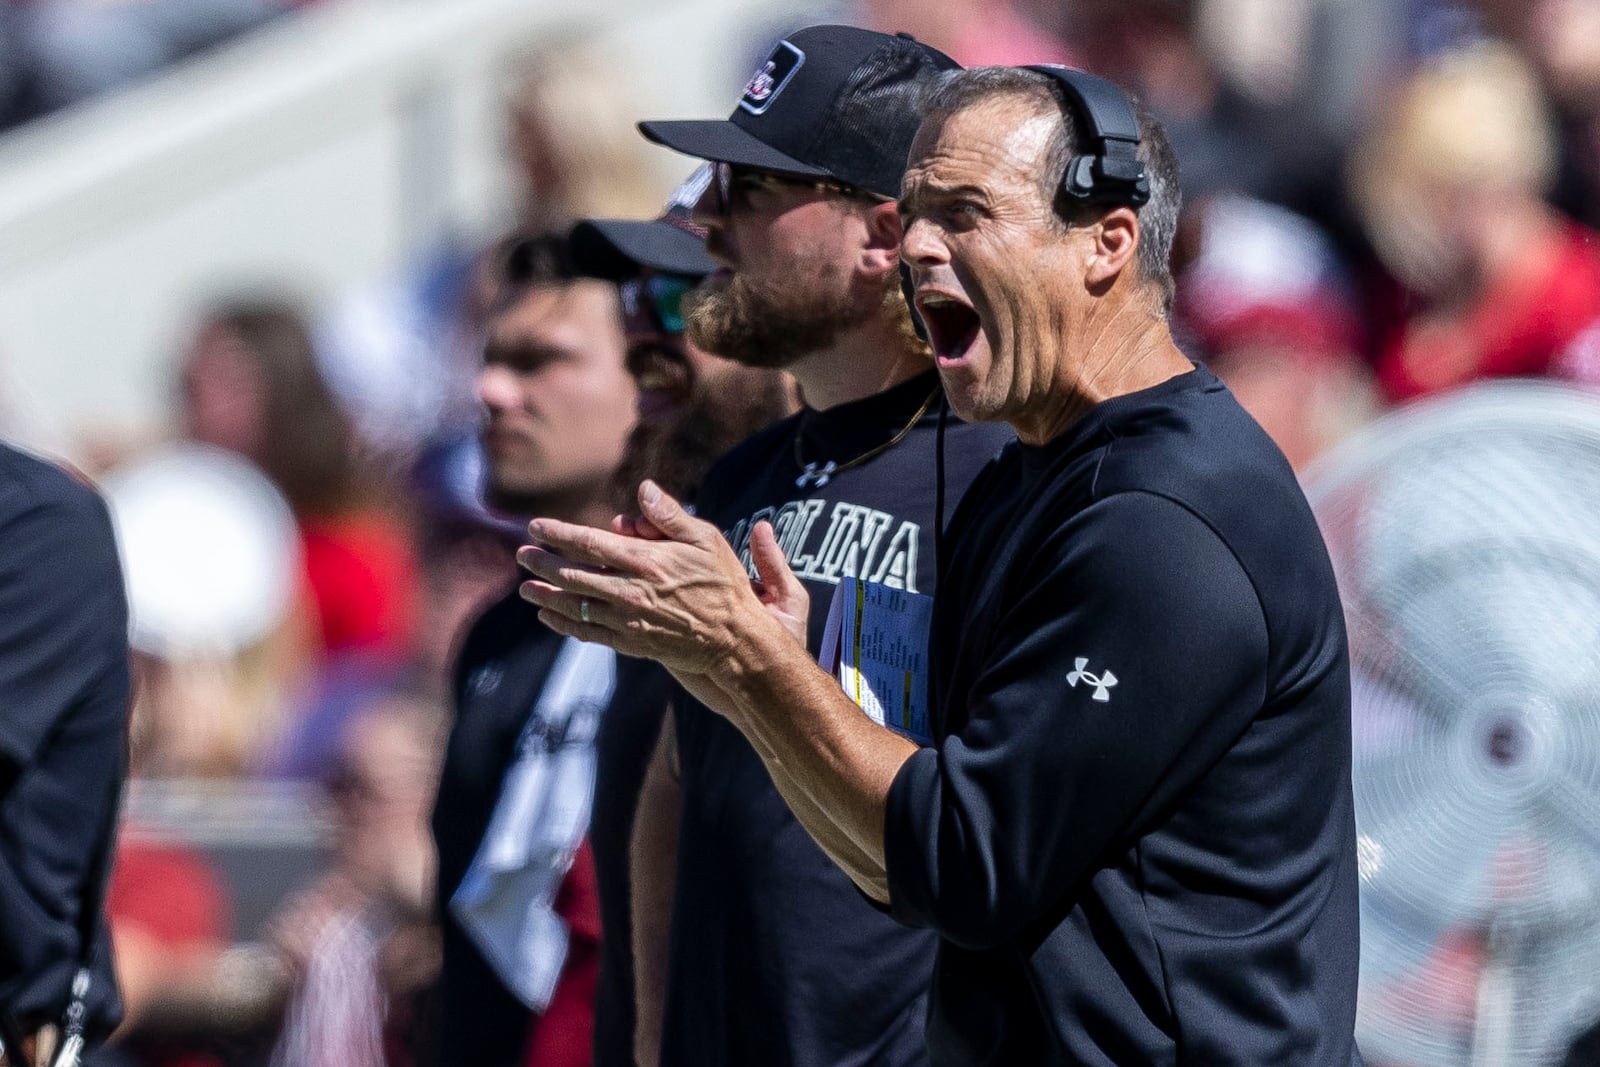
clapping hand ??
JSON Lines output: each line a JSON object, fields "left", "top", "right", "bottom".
{"left": 517, "top": 480, "right": 809, "bottom": 688}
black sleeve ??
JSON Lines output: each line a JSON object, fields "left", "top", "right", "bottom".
{"left": 0, "top": 482, "right": 128, "bottom": 778}
{"left": 883, "top": 491, "right": 1269, "bottom": 948}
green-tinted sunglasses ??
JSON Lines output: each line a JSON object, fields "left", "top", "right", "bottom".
{"left": 621, "top": 274, "right": 696, "bottom": 335}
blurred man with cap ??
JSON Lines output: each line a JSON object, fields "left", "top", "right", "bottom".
{"left": 432, "top": 233, "right": 638, "bottom": 1067}
{"left": 568, "top": 166, "right": 795, "bottom": 1067}
{"left": 436, "top": 179, "right": 795, "bottom": 1067}
{"left": 579, "top": 25, "right": 1011, "bottom": 1067}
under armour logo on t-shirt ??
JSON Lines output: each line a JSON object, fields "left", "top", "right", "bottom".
{"left": 1066, "top": 657, "right": 1117, "bottom": 702}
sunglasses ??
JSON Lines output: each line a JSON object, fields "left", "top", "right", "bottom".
{"left": 711, "top": 160, "right": 882, "bottom": 215}
{"left": 621, "top": 274, "right": 696, "bottom": 334}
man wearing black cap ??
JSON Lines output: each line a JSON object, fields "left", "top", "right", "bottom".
{"left": 433, "top": 232, "right": 642, "bottom": 1067}
{"left": 436, "top": 202, "right": 794, "bottom": 1067}
{"left": 568, "top": 167, "right": 796, "bottom": 1067}
{"left": 570, "top": 166, "right": 796, "bottom": 515}
{"left": 602, "top": 26, "right": 1011, "bottom": 1067}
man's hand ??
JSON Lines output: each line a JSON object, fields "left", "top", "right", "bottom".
{"left": 608, "top": 489, "right": 807, "bottom": 644}
{"left": 529, "top": 481, "right": 912, "bottom": 902}
{"left": 517, "top": 481, "right": 809, "bottom": 678}
{"left": 746, "top": 514, "right": 809, "bottom": 645}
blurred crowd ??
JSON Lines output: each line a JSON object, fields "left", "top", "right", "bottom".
{"left": 0, "top": 0, "right": 326, "bottom": 129}
{"left": 4, "top": 0, "right": 1600, "bottom": 1063}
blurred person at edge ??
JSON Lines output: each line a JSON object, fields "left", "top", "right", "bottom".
{"left": 1174, "top": 193, "right": 1380, "bottom": 471}
{"left": 429, "top": 234, "right": 637, "bottom": 1067}
{"left": 0, "top": 443, "right": 129, "bottom": 1067}
{"left": 565, "top": 165, "right": 799, "bottom": 1067}
{"left": 99, "top": 831, "right": 232, "bottom": 1067}
{"left": 1474, "top": 0, "right": 1600, "bottom": 228}
{"left": 1350, "top": 42, "right": 1600, "bottom": 402}
{"left": 593, "top": 26, "right": 1012, "bottom": 1067}
{"left": 180, "top": 300, "right": 420, "bottom": 661}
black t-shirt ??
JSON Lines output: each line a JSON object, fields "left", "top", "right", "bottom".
{"left": 590, "top": 655, "right": 673, "bottom": 1067}
{"left": 433, "top": 586, "right": 565, "bottom": 1067}
{"left": 665, "top": 371, "right": 1014, "bottom": 1067}
{"left": 883, "top": 367, "right": 1362, "bottom": 1065}
{"left": 0, "top": 444, "right": 128, "bottom": 1036}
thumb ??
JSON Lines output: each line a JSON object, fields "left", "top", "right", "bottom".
{"left": 637, "top": 480, "right": 699, "bottom": 540}
{"left": 750, "top": 521, "right": 806, "bottom": 609}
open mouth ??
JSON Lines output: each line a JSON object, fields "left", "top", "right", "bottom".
{"left": 628, "top": 340, "right": 694, "bottom": 423}
{"left": 915, "top": 291, "right": 983, "bottom": 364}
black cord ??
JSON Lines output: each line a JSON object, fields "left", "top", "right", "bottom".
{"left": 935, "top": 392, "right": 949, "bottom": 584}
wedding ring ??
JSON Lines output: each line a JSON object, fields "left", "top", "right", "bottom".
{"left": 580, "top": 597, "right": 591, "bottom": 624}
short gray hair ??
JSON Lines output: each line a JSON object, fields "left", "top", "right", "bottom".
{"left": 924, "top": 67, "right": 1182, "bottom": 317}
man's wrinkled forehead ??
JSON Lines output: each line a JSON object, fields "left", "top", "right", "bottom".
{"left": 902, "top": 101, "right": 1059, "bottom": 199}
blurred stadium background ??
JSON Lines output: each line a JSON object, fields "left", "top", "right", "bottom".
{"left": 4, "top": 0, "right": 1600, "bottom": 1063}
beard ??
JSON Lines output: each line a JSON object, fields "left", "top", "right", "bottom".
{"left": 683, "top": 261, "right": 876, "bottom": 368}
{"left": 609, "top": 369, "right": 793, "bottom": 509}
{"left": 483, "top": 478, "right": 540, "bottom": 518}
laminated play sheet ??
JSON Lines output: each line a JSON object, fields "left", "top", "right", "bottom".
{"left": 818, "top": 577, "right": 934, "bottom": 744}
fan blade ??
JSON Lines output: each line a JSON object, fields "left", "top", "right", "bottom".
{"left": 1377, "top": 554, "right": 1596, "bottom": 715}
{"left": 1353, "top": 745, "right": 1509, "bottom": 927}
{"left": 1539, "top": 769, "right": 1600, "bottom": 888}
{"left": 1345, "top": 595, "right": 1474, "bottom": 725}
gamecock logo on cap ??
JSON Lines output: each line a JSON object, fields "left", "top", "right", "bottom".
{"left": 739, "top": 41, "right": 804, "bottom": 116}
{"left": 745, "top": 62, "right": 777, "bottom": 102}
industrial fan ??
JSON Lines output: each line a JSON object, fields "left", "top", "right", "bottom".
{"left": 1304, "top": 381, "right": 1600, "bottom": 1067}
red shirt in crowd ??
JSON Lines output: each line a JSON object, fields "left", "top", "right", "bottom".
{"left": 1377, "top": 222, "right": 1600, "bottom": 401}
{"left": 299, "top": 510, "right": 420, "bottom": 657}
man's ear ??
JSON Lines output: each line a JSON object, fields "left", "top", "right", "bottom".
{"left": 1085, "top": 207, "right": 1140, "bottom": 288}
{"left": 860, "top": 200, "right": 905, "bottom": 278}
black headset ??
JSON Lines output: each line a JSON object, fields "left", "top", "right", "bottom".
{"left": 1024, "top": 64, "right": 1151, "bottom": 209}
{"left": 900, "top": 65, "right": 1150, "bottom": 343}
{"left": 913, "top": 67, "right": 1151, "bottom": 576}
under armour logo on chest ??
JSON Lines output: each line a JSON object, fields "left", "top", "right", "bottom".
{"left": 1067, "top": 657, "right": 1117, "bottom": 702}
{"left": 795, "top": 460, "right": 838, "bottom": 489}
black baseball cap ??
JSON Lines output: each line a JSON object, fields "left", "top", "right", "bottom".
{"left": 570, "top": 165, "right": 716, "bottom": 281}
{"left": 638, "top": 25, "right": 959, "bottom": 200}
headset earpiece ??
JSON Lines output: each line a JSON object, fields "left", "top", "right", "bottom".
{"left": 1025, "top": 65, "right": 1151, "bottom": 210}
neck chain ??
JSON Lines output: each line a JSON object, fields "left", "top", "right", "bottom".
{"left": 793, "top": 385, "right": 940, "bottom": 489}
